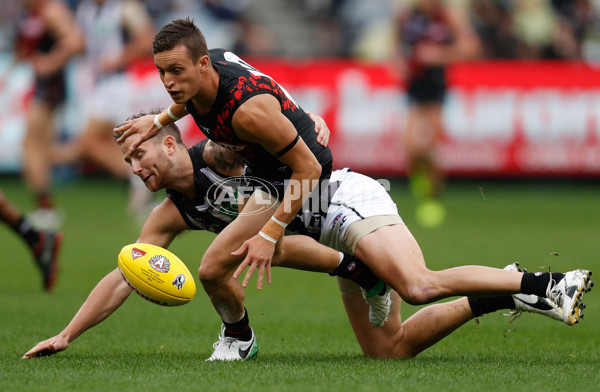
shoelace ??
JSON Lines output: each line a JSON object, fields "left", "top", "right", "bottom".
{"left": 501, "top": 263, "right": 527, "bottom": 334}
{"left": 505, "top": 266, "right": 560, "bottom": 334}
{"left": 502, "top": 311, "right": 522, "bottom": 335}
{"left": 212, "top": 336, "right": 237, "bottom": 350}
{"left": 545, "top": 267, "right": 562, "bottom": 308}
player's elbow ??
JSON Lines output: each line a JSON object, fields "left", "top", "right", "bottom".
{"left": 304, "top": 159, "right": 321, "bottom": 181}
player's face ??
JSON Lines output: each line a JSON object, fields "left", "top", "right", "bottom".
{"left": 154, "top": 45, "right": 205, "bottom": 104}
{"left": 121, "top": 134, "right": 170, "bottom": 192}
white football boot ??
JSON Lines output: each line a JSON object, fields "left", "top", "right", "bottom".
{"left": 504, "top": 262, "right": 593, "bottom": 325}
{"left": 545, "top": 268, "right": 593, "bottom": 326}
{"left": 360, "top": 281, "right": 393, "bottom": 327}
{"left": 504, "top": 263, "right": 563, "bottom": 322}
{"left": 206, "top": 325, "right": 258, "bottom": 362}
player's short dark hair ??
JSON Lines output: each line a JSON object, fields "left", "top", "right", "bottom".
{"left": 153, "top": 18, "right": 208, "bottom": 61}
{"left": 114, "top": 108, "right": 184, "bottom": 145}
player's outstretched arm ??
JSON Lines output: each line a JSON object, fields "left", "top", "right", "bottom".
{"left": 22, "top": 200, "right": 187, "bottom": 359}
{"left": 114, "top": 104, "right": 188, "bottom": 150}
{"left": 22, "top": 268, "right": 132, "bottom": 358}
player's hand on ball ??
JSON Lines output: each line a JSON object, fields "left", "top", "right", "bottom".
{"left": 22, "top": 335, "right": 69, "bottom": 359}
{"left": 232, "top": 234, "right": 274, "bottom": 290}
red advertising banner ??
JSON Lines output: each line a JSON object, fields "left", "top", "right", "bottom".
{"left": 249, "top": 59, "right": 600, "bottom": 177}
{"left": 2, "top": 55, "right": 600, "bottom": 176}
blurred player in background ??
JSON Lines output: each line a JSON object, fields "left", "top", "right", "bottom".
{"left": 55, "top": 0, "right": 156, "bottom": 217}
{"left": 392, "top": 0, "right": 480, "bottom": 227}
{"left": 0, "top": 188, "right": 62, "bottom": 291}
{"left": 15, "top": 0, "right": 83, "bottom": 230}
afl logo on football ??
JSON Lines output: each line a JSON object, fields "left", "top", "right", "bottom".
{"left": 172, "top": 274, "right": 186, "bottom": 290}
{"left": 149, "top": 255, "right": 171, "bottom": 273}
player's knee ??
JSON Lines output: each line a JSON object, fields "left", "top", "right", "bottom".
{"left": 197, "top": 262, "right": 224, "bottom": 287}
{"left": 398, "top": 271, "right": 439, "bottom": 305}
{"left": 198, "top": 248, "right": 236, "bottom": 285}
{"left": 79, "top": 131, "right": 96, "bottom": 152}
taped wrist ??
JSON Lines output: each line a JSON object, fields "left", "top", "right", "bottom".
{"left": 260, "top": 218, "right": 285, "bottom": 243}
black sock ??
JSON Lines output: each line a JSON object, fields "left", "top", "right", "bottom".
{"left": 223, "top": 308, "right": 252, "bottom": 341}
{"left": 521, "top": 272, "right": 565, "bottom": 297}
{"left": 467, "top": 296, "right": 516, "bottom": 317}
{"left": 329, "top": 253, "right": 382, "bottom": 293}
{"left": 11, "top": 217, "right": 40, "bottom": 249}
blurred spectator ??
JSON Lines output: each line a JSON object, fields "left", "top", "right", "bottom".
{"left": 548, "top": 0, "right": 596, "bottom": 59}
{"left": 15, "top": 0, "right": 84, "bottom": 230}
{"left": 149, "top": 0, "right": 239, "bottom": 50}
{"left": 512, "top": 0, "right": 559, "bottom": 58}
{"left": 470, "top": 0, "right": 522, "bottom": 58}
{"left": 232, "top": 16, "right": 276, "bottom": 57}
{"left": 304, "top": 0, "right": 600, "bottom": 61}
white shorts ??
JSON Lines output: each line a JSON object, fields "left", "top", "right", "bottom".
{"left": 319, "top": 169, "right": 403, "bottom": 255}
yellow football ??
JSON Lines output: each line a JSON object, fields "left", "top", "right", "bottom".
{"left": 118, "top": 243, "right": 196, "bottom": 306}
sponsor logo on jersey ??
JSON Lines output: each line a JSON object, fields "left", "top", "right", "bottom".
{"left": 131, "top": 247, "right": 146, "bottom": 260}
{"left": 149, "top": 255, "right": 171, "bottom": 273}
{"left": 347, "top": 261, "right": 356, "bottom": 272}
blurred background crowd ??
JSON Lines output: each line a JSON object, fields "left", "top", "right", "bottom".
{"left": 1, "top": 0, "right": 599, "bottom": 61}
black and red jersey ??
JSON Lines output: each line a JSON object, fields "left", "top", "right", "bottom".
{"left": 185, "top": 49, "right": 332, "bottom": 185}
{"left": 15, "top": 0, "right": 57, "bottom": 59}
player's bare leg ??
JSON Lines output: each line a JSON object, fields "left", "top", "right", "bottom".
{"left": 23, "top": 101, "right": 55, "bottom": 206}
{"left": 341, "top": 289, "right": 474, "bottom": 358}
{"left": 268, "top": 235, "right": 393, "bottom": 326}
{"left": 201, "top": 191, "right": 272, "bottom": 361}
{"left": 405, "top": 103, "right": 445, "bottom": 227}
{"left": 271, "top": 235, "right": 339, "bottom": 273}
{"left": 354, "top": 224, "right": 523, "bottom": 305}
{"left": 353, "top": 224, "right": 592, "bottom": 324}
{"left": 0, "top": 189, "right": 21, "bottom": 224}
{"left": 200, "top": 191, "right": 277, "bottom": 322}
{"left": 80, "top": 118, "right": 131, "bottom": 179}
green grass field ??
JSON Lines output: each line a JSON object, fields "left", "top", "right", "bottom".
{"left": 1, "top": 175, "right": 598, "bottom": 392}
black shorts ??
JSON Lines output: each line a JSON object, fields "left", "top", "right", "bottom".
{"left": 407, "top": 66, "right": 447, "bottom": 104}
{"left": 33, "top": 71, "right": 66, "bottom": 108}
